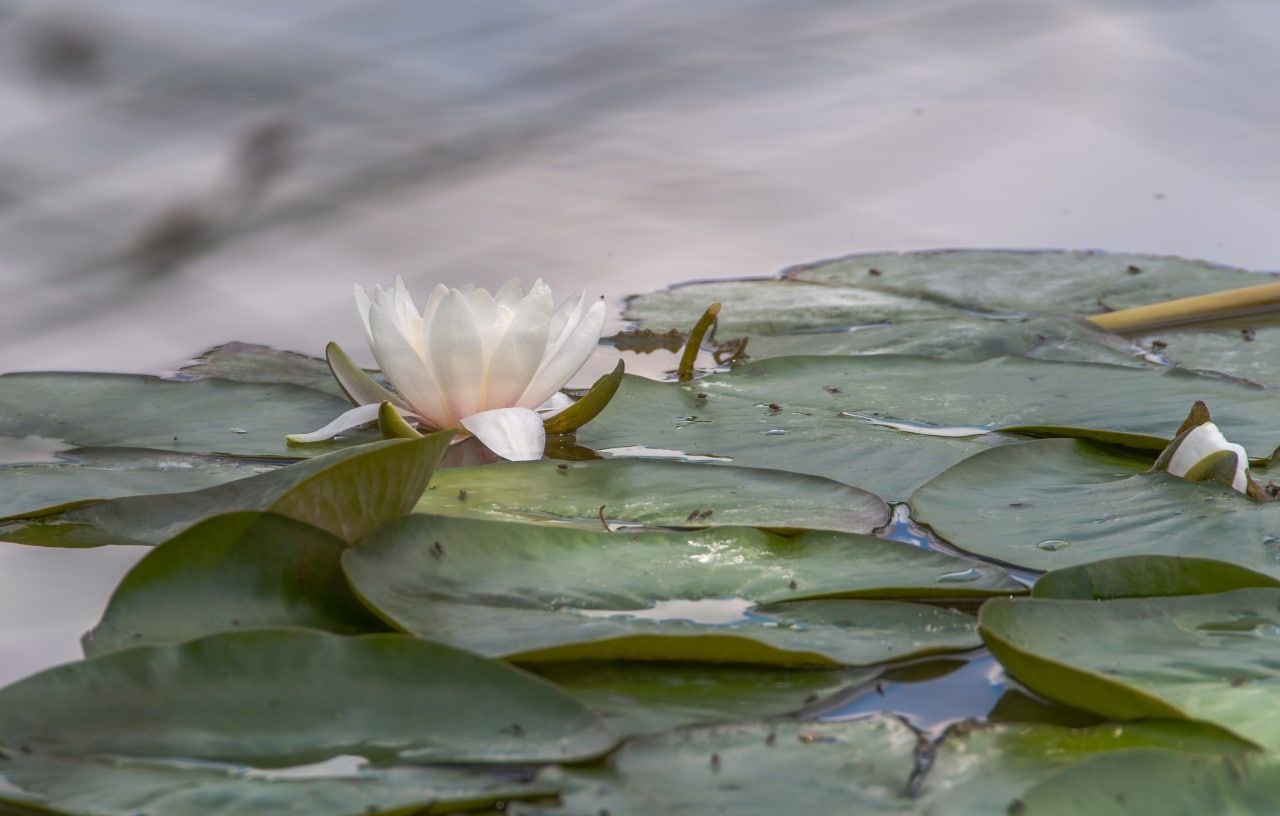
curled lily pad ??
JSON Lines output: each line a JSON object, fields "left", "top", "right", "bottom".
{"left": 0, "top": 372, "right": 373, "bottom": 459}
{"left": 83, "top": 512, "right": 387, "bottom": 656}
{"left": 0, "top": 628, "right": 616, "bottom": 766}
{"left": 415, "top": 458, "right": 889, "bottom": 534}
{"left": 980, "top": 589, "right": 1280, "bottom": 751}
{"left": 343, "top": 516, "right": 984, "bottom": 667}
{"left": 1032, "top": 555, "right": 1280, "bottom": 600}
{"left": 910, "top": 438, "right": 1280, "bottom": 574}
{"left": 1, "top": 434, "right": 452, "bottom": 547}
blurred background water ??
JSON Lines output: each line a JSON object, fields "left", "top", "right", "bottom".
{"left": 0, "top": 0, "right": 1277, "bottom": 378}
{"left": 0, "top": 0, "right": 1278, "bottom": 691}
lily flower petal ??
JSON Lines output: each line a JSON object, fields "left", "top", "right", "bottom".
{"left": 537, "top": 391, "right": 574, "bottom": 416}
{"left": 286, "top": 402, "right": 384, "bottom": 445}
{"left": 460, "top": 407, "right": 546, "bottom": 461}
{"left": 486, "top": 280, "right": 554, "bottom": 408}
{"left": 429, "top": 289, "right": 487, "bottom": 421}
{"left": 1166, "top": 421, "right": 1250, "bottom": 494}
{"left": 519, "top": 298, "right": 607, "bottom": 409}
{"left": 368, "top": 304, "right": 451, "bottom": 427}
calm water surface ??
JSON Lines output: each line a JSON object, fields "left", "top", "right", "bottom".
{"left": 0, "top": 0, "right": 1277, "bottom": 702}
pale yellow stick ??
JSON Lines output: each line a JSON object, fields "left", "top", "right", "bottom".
{"left": 1087, "top": 280, "right": 1280, "bottom": 334}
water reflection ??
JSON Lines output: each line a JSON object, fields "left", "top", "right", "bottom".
{"left": 0, "top": 0, "right": 1277, "bottom": 374}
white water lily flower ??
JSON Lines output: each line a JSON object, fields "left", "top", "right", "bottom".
{"left": 1165, "top": 421, "right": 1250, "bottom": 494}
{"left": 290, "top": 277, "right": 606, "bottom": 460}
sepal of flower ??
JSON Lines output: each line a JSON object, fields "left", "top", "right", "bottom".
{"left": 288, "top": 277, "right": 606, "bottom": 460}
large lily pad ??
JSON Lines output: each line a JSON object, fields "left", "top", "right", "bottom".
{"left": 0, "top": 755, "right": 553, "bottom": 816}
{"left": 980, "top": 589, "right": 1280, "bottom": 751}
{"left": 625, "top": 277, "right": 962, "bottom": 334}
{"left": 784, "top": 249, "right": 1274, "bottom": 316}
{"left": 345, "top": 515, "right": 1020, "bottom": 605}
{"left": 415, "top": 459, "right": 889, "bottom": 534}
{"left": 1139, "top": 324, "right": 1280, "bottom": 388}
{"left": 0, "top": 628, "right": 615, "bottom": 766}
{"left": 910, "top": 438, "right": 1280, "bottom": 574}
{"left": 576, "top": 355, "right": 1280, "bottom": 498}
{"left": 1032, "top": 555, "right": 1280, "bottom": 600}
{"left": 0, "top": 372, "right": 374, "bottom": 459}
{"left": 174, "top": 341, "right": 351, "bottom": 398}
{"left": 0, "top": 434, "right": 452, "bottom": 547}
{"left": 0, "top": 447, "right": 274, "bottom": 519}
{"left": 514, "top": 715, "right": 1246, "bottom": 815}
{"left": 739, "top": 316, "right": 1141, "bottom": 366}
{"left": 1015, "top": 749, "right": 1280, "bottom": 815}
{"left": 83, "top": 512, "right": 387, "bottom": 657}
{"left": 343, "top": 516, "right": 983, "bottom": 667}
{"left": 533, "top": 662, "right": 877, "bottom": 738}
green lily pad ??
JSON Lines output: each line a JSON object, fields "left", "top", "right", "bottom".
{"left": 532, "top": 663, "right": 877, "bottom": 738}
{"left": 176, "top": 342, "right": 351, "bottom": 399}
{"left": 739, "top": 316, "right": 1141, "bottom": 366}
{"left": 979, "top": 589, "right": 1280, "bottom": 751}
{"left": 514, "top": 715, "right": 1246, "bottom": 815}
{"left": 1, "top": 434, "right": 452, "bottom": 547}
{"left": 784, "top": 249, "right": 1274, "bottom": 316}
{"left": 0, "top": 754, "right": 554, "bottom": 816}
{"left": 0, "top": 447, "right": 275, "bottom": 519}
{"left": 343, "top": 516, "right": 983, "bottom": 666}
{"left": 83, "top": 512, "right": 387, "bottom": 657}
{"left": 0, "top": 372, "right": 374, "bottom": 459}
{"left": 1032, "top": 555, "right": 1280, "bottom": 600}
{"left": 910, "top": 438, "right": 1280, "bottom": 574}
{"left": 0, "top": 628, "right": 615, "bottom": 766}
{"left": 1015, "top": 749, "right": 1280, "bottom": 815}
{"left": 345, "top": 515, "right": 1020, "bottom": 605}
{"left": 626, "top": 277, "right": 961, "bottom": 334}
{"left": 1140, "top": 325, "right": 1280, "bottom": 387}
{"left": 414, "top": 459, "right": 889, "bottom": 534}
{"left": 576, "top": 354, "right": 1280, "bottom": 498}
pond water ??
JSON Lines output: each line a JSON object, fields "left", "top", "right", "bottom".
{"left": 0, "top": 0, "right": 1278, "bottom": 724}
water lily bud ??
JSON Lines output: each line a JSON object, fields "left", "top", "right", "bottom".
{"left": 1163, "top": 421, "right": 1250, "bottom": 495}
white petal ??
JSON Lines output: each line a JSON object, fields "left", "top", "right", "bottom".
{"left": 485, "top": 281, "right": 553, "bottom": 408}
{"left": 543, "top": 290, "right": 587, "bottom": 366}
{"left": 518, "top": 299, "right": 606, "bottom": 408}
{"left": 353, "top": 284, "right": 374, "bottom": 346}
{"left": 428, "top": 288, "right": 486, "bottom": 421}
{"left": 460, "top": 407, "right": 545, "bottom": 461}
{"left": 536, "top": 391, "right": 574, "bottom": 416}
{"left": 286, "top": 403, "right": 383, "bottom": 444}
{"left": 392, "top": 276, "right": 423, "bottom": 340}
{"left": 1167, "top": 422, "right": 1250, "bottom": 494}
{"left": 494, "top": 279, "right": 525, "bottom": 309}
{"left": 370, "top": 303, "right": 453, "bottom": 428}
